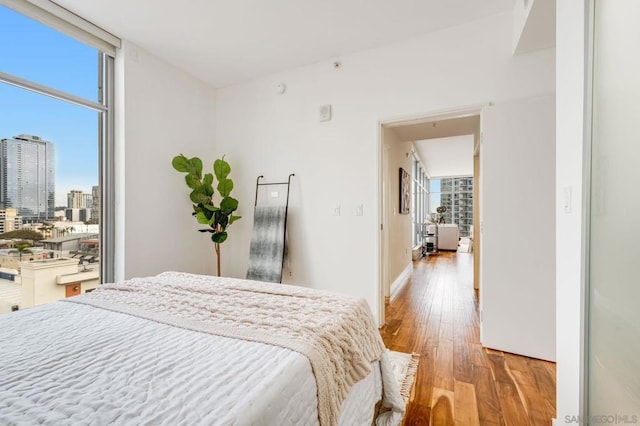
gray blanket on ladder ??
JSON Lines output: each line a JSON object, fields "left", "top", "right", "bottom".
{"left": 247, "top": 205, "right": 287, "bottom": 283}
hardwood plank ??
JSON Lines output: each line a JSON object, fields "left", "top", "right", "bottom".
{"left": 404, "top": 403, "right": 430, "bottom": 426}
{"left": 453, "top": 323, "right": 473, "bottom": 382}
{"left": 432, "top": 338, "right": 454, "bottom": 391}
{"left": 472, "top": 365, "right": 504, "bottom": 425}
{"left": 510, "top": 369, "right": 555, "bottom": 425}
{"left": 528, "top": 360, "right": 557, "bottom": 420}
{"left": 412, "top": 346, "right": 435, "bottom": 405}
{"left": 528, "top": 360, "right": 556, "bottom": 399}
{"left": 430, "top": 388, "right": 455, "bottom": 426}
{"left": 380, "top": 252, "right": 556, "bottom": 425}
{"left": 393, "top": 321, "right": 417, "bottom": 350}
{"left": 453, "top": 339, "right": 473, "bottom": 383}
{"left": 496, "top": 381, "right": 531, "bottom": 426}
{"left": 471, "top": 343, "right": 489, "bottom": 368}
{"left": 383, "top": 318, "right": 403, "bottom": 337}
{"left": 487, "top": 353, "right": 513, "bottom": 384}
{"left": 504, "top": 352, "right": 532, "bottom": 372}
{"left": 423, "top": 312, "right": 441, "bottom": 348}
{"left": 542, "top": 360, "right": 556, "bottom": 378}
{"left": 454, "top": 380, "right": 480, "bottom": 426}
{"left": 439, "top": 322, "right": 453, "bottom": 341}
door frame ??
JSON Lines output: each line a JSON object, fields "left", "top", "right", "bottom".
{"left": 377, "top": 104, "right": 488, "bottom": 326}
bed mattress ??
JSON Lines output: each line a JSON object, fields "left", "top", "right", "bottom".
{"left": 0, "top": 274, "right": 403, "bottom": 425}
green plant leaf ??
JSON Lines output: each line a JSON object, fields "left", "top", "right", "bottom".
{"left": 217, "top": 178, "right": 234, "bottom": 197}
{"left": 202, "top": 204, "right": 219, "bottom": 212}
{"left": 202, "top": 173, "right": 215, "bottom": 196}
{"left": 190, "top": 157, "right": 203, "bottom": 178}
{"left": 218, "top": 214, "right": 229, "bottom": 229}
{"left": 172, "top": 154, "right": 190, "bottom": 172}
{"left": 220, "top": 196, "right": 238, "bottom": 212}
{"left": 214, "top": 157, "right": 231, "bottom": 180}
{"left": 185, "top": 174, "right": 201, "bottom": 189}
{"left": 175, "top": 154, "right": 238, "bottom": 245}
{"left": 195, "top": 211, "right": 209, "bottom": 224}
{"left": 190, "top": 189, "right": 210, "bottom": 204}
{"left": 211, "top": 232, "right": 228, "bottom": 243}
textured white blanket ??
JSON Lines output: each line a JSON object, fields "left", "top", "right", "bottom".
{"left": 64, "top": 272, "right": 403, "bottom": 426}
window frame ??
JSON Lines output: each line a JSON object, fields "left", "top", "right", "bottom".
{"left": 0, "top": 3, "right": 118, "bottom": 283}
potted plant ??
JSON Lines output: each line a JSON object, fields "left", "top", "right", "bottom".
{"left": 172, "top": 154, "right": 241, "bottom": 276}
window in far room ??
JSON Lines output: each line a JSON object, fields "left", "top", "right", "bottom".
{"left": 411, "top": 155, "right": 428, "bottom": 247}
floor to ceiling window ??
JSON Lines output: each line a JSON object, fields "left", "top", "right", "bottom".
{"left": 411, "top": 155, "right": 428, "bottom": 247}
{"left": 428, "top": 176, "right": 473, "bottom": 237}
{"left": 0, "top": 3, "right": 116, "bottom": 312}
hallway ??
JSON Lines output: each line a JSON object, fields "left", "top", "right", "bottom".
{"left": 380, "top": 252, "right": 556, "bottom": 425}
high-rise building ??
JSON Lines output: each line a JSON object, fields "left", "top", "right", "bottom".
{"left": 65, "top": 207, "right": 92, "bottom": 222}
{"left": 67, "top": 190, "right": 83, "bottom": 208}
{"left": 0, "top": 134, "right": 55, "bottom": 221}
{"left": 437, "top": 177, "right": 474, "bottom": 237}
{"left": 67, "top": 190, "right": 92, "bottom": 209}
{"left": 91, "top": 185, "right": 99, "bottom": 224}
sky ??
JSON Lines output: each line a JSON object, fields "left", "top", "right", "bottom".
{"left": 0, "top": 5, "right": 99, "bottom": 207}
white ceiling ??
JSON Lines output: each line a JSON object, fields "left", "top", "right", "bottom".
{"left": 390, "top": 115, "right": 480, "bottom": 142}
{"left": 414, "top": 135, "right": 474, "bottom": 178}
{"left": 53, "top": 0, "right": 513, "bottom": 88}
{"left": 386, "top": 115, "right": 478, "bottom": 177}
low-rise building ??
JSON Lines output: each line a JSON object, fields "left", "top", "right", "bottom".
{"left": 0, "top": 208, "right": 23, "bottom": 234}
{"left": 41, "top": 233, "right": 99, "bottom": 252}
{"left": 0, "top": 248, "right": 50, "bottom": 270}
{"left": 0, "top": 276, "right": 21, "bottom": 314}
{"left": 19, "top": 258, "right": 99, "bottom": 309}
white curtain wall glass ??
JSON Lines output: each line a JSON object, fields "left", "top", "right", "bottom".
{"left": 587, "top": 0, "right": 640, "bottom": 417}
{"left": 0, "top": 1, "right": 118, "bottom": 286}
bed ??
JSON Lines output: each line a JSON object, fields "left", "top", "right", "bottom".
{"left": 0, "top": 272, "right": 404, "bottom": 425}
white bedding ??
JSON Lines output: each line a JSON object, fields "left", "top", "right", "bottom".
{"left": 0, "top": 299, "right": 392, "bottom": 425}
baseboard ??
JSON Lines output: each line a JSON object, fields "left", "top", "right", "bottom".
{"left": 390, "top": 263, "right": 413, "bottom": 295}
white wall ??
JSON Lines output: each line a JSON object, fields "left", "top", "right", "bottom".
{"left": 481, "top": 95, "right": 556, "bottom": 362}
{"left": 385, "top": 131, "right": 413, "bottom": 285}
{"left": 556, "top": 0, "right": 586, "bottom": 419}
{"left": 214, "top": 12, "right": 555, "bottom": 322}
{"left": 115, "top": 41, "right": 217, "bottom": 280}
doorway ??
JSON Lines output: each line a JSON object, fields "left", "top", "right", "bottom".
{"left": 378, "top": 107, "right": 482, "bottom": 326}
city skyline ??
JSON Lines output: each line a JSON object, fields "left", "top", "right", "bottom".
{"left": 0, "top": 5, "right": 99, "bottom": 207}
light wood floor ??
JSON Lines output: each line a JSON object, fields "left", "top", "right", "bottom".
{"left": 380, "top": 251, "right": 556, "bottom": 425}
